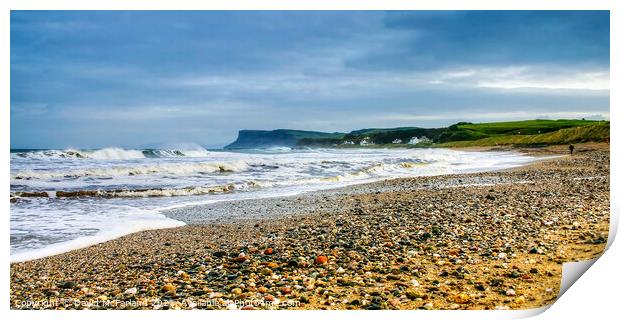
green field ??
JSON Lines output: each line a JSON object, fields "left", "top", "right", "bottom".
{"left": 311, "top": 119, "right": 610, "bottom": 148}
{"left": 438, "top": 121, "right": 610, "bottom": 147}
{"left": 436, "top": 119, "right": 604, "bottom": 142}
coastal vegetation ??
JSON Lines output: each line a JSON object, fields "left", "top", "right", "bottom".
{"left": 224, "top": 119, "right": 610, "bottom": 149}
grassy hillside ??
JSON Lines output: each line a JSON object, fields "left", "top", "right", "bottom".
{"left": 281, "top": 130, "right": 345, "bottom": 140}
{"left": 299, "top": 127, "right": 444, "bottom": 146}
{"left": 435, "top": 119, "right": 603, "bottom": 143}
{"left": 225, "top": 119, "right": 609, "bottom": 149}
{"left": 438, "top": 122, "right": 610, "bottom": 147}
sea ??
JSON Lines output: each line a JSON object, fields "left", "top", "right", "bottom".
{"left": 10, "top": 144, "right": 537, "bottom": 262}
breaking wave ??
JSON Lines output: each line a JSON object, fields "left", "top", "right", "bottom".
{"left": 11, "top": 146, "right": 211, "bottom": 160}
{"left": 10, "top": 161, "right": 430, "bottom": 200}
{"left": 11, "top": 160, "right": 249, "bottom": 180}
{"left": 11, "top": 184, "right": 237, "bottom": 200}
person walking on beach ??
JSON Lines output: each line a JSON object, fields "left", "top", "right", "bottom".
{"left": 569, "top": 144, "right": 574, "bottom": 155}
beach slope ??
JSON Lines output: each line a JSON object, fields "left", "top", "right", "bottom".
{"left": 10, "top": 144, "right": 609, "bottom": 310}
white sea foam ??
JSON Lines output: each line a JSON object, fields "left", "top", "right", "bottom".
{"left": 10, "top": 145, "right": 211, "bottom": 160}
{"left": 10, "top": 208, "right": 185, "bottom": 263}
{"left": 11, "top": 160, "right": 250, "bottom": 180}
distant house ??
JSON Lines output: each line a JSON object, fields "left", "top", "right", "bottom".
{"left": 341, "top": 140, "right": 355, "bottom": 145}
{"left": 408, "top": 136, "right": 431, "bottom": 145}
{"left": 392, "top": 139, "right": 403, "bottom": 144}
{"left": 360, "top": 137, "right": 374, "bottom": 146}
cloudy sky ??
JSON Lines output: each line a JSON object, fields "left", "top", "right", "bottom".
{"left": 11, "top": 11, "right": 609, "bottom": 149}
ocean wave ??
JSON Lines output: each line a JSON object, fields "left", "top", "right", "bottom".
{"left": 89, "top": 148, "right": 145, "bottom": 160}
{"left": 11, "top": 146, "right": 210, "bottom": 160}
{"left": 11, "top": 184, "right": 237, "bottom": 200}
{"left": 10, "top": 160, "right": 430, "bottom": 200}
{"left": 11, "top": 160, "right": 250, "bottom": 180}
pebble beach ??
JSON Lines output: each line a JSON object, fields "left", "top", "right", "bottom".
{"left": 10, "top": 144, "right": 610, "bottom": 310}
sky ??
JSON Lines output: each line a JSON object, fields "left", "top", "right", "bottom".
{"left": 10, "top": 11, "right": 610, "bottom": 149}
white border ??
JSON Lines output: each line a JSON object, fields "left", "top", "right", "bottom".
{"left": 1, "top": 1, "right": 616, "bottom": 319}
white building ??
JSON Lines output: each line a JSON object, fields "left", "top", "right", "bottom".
{"left": 408, "top": 136, "right": 431, "bottom": 145}
{"left": 392, "top": 139, "right": 403, "bottom": 144}
{"left": 360, "top": 137, "right": 374, "bottom": 146}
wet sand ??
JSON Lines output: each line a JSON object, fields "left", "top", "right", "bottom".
{"left": 10, "top": 143, "right": 609, "bottom": 310}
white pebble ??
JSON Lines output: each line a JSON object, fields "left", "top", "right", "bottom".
{"left": 124, "top": 287, "right": 137, "bottom": 295}
{"left": 226, "top": 303, "right": 237, "bottom": 310}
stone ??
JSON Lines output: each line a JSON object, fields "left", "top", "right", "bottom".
{"left": 227, "top": 303, "right": 238, "bottom": 310}
{"left": 281, "top": 287, "right": 292, "bottom": 294}
{"left": 162, "top": 284, "right": 176, "bottom": 293}
{"left": 59, "top": 281, "right": 78, "bottom": 289}
{"left": 505, "top": 289, "right": 516, "bottom": 296}
{"left": 213, "top": 251, "right": 227, "bottom": 258}
{"left": 124, "top": 287, "right": 137, "bottom": 295}
{"left": 45, "top": 290, "right": 60, "bottom": 297}
{"left": 422, "top": 302, "right": 434, "bottom": 309}
{"left": 315, "top": 255, "right": 328, "bottom": 265}
{"left": 232, "top": 255, "right": 248, "bottom": 262}
{"left": 406, "top": 291, "right": 422, "bottom": 299}
{"left": 264, "top": 248, "right": 274, "bottom": 255}
{"left": 388, "top": 298, "right": 401, "bottom": 307}
{"left": 287, "top": 260, "right": 299, "bottom": 267}
{"left": 454, "top": 293, "right": 470, "bottom": 304}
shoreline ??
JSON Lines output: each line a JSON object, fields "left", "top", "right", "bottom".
{"left": 10, "top": 146, "right": 542, "bottom": 262}
{"left": 10, "top": 143, "right": 609, "bottom": 310}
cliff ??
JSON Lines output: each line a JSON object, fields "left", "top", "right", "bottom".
{"left": 224, "top": 129, "right": 344, "bottom": 149}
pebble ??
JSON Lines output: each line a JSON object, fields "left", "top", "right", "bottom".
{"left": 162, "top": 284, "right": 176, "bottom": 294}
{"left": 454, "top": 293, "right": 470, "bottom": 304}
{"left": 281, "top": 287, "right": 292, "bottom": 294}
{"left": 59, "top": 281, "right": 78, "bottom": 289}
{"left": 124, "top": 287, "right": 137, "bottom": 295}
{"left": 315, "top": 256, "right": 328, "bottom": 265}
{"left": 227, "top": 303, "right": 238, "bottom": 310}
{"left": 9, "top": 148, "right": 610, "bottom": 311}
